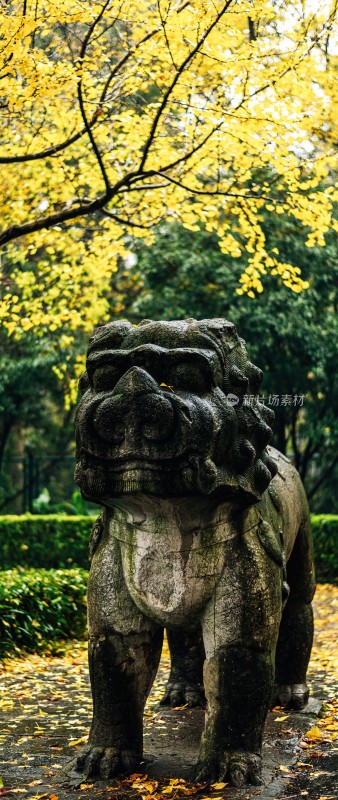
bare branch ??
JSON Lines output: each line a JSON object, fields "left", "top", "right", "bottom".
{"left": 157, "top": 0, "right": 177, "bottom": 69}
{"left": 115, "top": 181, "right": 170, "bottom": 192}
{"left": 138, "top": 0, "right": 235, "bottom": 171}
{"left": 100, "top": 209, "right": 154, "bottom": 228}
{"left": 151, "top": 171, "right": 271, "bottom": 200}
{"left": 148, "top": 118, "right": 226, "bottom": 175}
{"left": 76, "top": 0, "right": 112, "bottom": 194}
{"left": 98, "top": 25, "right": 162, "bottom": 107}
{"left": 31, "top": 0, "right": 39, "bottom": 49}
{"left": 248, "top": 17, "right": 257, "bottom": 42}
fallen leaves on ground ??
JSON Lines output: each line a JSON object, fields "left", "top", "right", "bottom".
{"left": 274, "top": 584, "right": 338, "bottom": 800}
{"left": 0, "top": 585, "right": 338, "bottom": 799}
{"left": 126, "top": 774, "right": 211, "bottom": 798}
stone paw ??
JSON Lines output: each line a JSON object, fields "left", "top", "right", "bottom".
{"left": 273, "top": 682, "right": 309, "bottom": 710}
{"left": 195, "top": 751, "right": 262, "bottom": 787}
{"left": 68, "top": 744, "right": 139, "bottom": 779}
{"left": 160, "top": 678, "right": 205, "bottom": 708}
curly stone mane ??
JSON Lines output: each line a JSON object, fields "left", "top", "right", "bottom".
{"left": 197, "top": 318, "right": 278, "bottom": 500}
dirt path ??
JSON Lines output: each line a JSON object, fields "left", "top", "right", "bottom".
{"left": 1, "top": 584, "right": 338, "bottom": 800}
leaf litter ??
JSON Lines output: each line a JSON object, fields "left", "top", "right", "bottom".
{"left": 274, "top": 584, "right": 338, "bottom": 800}
{"left": 0, "top": 585, "right": 337, "bottom": 799}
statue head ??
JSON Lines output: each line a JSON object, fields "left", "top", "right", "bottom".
{"left": 75, "top": 318, "right": 277, "bottom": 506}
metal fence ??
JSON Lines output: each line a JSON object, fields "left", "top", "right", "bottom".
{"left": 1, "top": 446, "right": 77, "bottom": 514}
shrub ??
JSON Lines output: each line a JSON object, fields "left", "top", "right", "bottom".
{"left": 1, "top": 513, "right": 338, "bottom": 580}
{"left": 0, "top": 514, "right": 336, "bottom": 659}
{"left": 311, "top": 515, "right": 338, "bottom": 583}
{"left": 0, "top": 567, "right": 88, "bottom": 657}
{"left": 0, "top": 515, "right": 93, "bottom": 569}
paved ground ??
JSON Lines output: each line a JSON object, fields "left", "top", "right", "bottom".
{"left": 1, "top": 584, "right": 338, "bottom": 800}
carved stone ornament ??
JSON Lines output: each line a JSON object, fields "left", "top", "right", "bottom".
{"left": 73, "top": 318, "right": 315, "bottom": 787}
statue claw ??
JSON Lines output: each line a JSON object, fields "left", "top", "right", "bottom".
{"left": 273, "top": 682, "right": 309, "bottom": 710}
{"left": 160, "top": 680, "right": 205, "bottom": 708}
{"left": 68, "top": 744, "right": 139, "bottom": 780}
{"left": 196, "top": 751, "right": 262, "bottom": 787}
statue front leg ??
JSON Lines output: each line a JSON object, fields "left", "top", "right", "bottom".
{"left": 71, "top": 524, "right": 163, "bottom": 780}
{"left": 197, "top": 532, "right": 283, "bottom": 786}
{"left": 75, "top": 627, "right": 163, "bottom": 778}
{"left": 196, "top": 645, "right": 274, "bottom": 785}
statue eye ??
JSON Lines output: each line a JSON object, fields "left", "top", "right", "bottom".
{"left": 170, "top": 363, "right": 211, "bottom": 393}
{"left": 92, "top": 366, "right": 122, "bottom": 392}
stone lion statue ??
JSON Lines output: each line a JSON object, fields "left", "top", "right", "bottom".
{"left": 73, "top": 318, "right": 315, "bottom": 787}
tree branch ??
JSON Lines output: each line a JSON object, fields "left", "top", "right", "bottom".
{"left": 0, "top": 125, "right": 94, "bottom": 165}
{"left": 76, "top": 0, "right": 112, "bottom": 195}
{"left": 0, "top": 169, "right": 144, "bottom": 245}
{"left": 0, "top": 196, "right": 110, "bottom": 245}
{"left": 99, "top": 208, "right": 154, "bottom": 229}
{"left": 152, "top": 172, "right": 272, "bottom": 200}
{"left": 138, "top": 0, "right": 235, "bottom": 171}
{"left": 98, "top": 25, "right": 162, "bottom": 111}
{"left": 248, "top": 17, "right": 257, "bottom": 42}
{"left": 0, "top": 22, "right": 163, "bottom": 165}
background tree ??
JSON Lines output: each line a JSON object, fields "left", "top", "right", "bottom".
{"left": 1, "top": 1, "right": 338, "bottom": 513}
{"left": 1, "top": 0, "right": 338, "bottom": 342}
{"left": 0, "top": 326, "right": 87, "bottom": 512}
{"left": 120, "top": 215, "right": 338, "bottom": 511}
{"left": 2, "top": 213, "right": 338, "bottom": 513}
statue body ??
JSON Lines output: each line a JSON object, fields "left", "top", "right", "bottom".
{"left": 74, "top": 319, "right": 315, "bottom": 786}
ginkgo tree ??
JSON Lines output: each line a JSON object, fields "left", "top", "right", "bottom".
{"left": 1, "top": 0, "right": 338, "bottom": 342}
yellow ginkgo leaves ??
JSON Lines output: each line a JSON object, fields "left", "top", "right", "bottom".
{"left": 1, "top": 0, "right": 338, "bottom": 344}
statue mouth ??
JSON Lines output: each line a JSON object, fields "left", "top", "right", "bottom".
{"left": 77, "top": 450, "right": 203, "bottom": 471}
{"left": 75, "top": 450, "right": 217, "bottom": 500}
{"left": 75, "top": 450, "right": 257, "bottom": 505}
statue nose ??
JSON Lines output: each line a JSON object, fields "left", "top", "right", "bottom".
{"left": 93, "top": 367, "right": 175, "bottom": 444}
{"left": 112, "top": 366, "right": 159, "bottom": 396}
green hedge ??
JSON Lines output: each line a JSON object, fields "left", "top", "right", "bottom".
{"left": 0, "top": 514, "right": 336, "bottom": 659}
{"left": 0, "top": 513, "right": 338, "bottom": 580}
{"left": 0, "top": 515, "right": 93, "bottom": 570}
{"left": 311, "top": 515, "right": 338, "bottom": 583}
{"left": 0, "top": 568, "right": 88, "bottom": 658}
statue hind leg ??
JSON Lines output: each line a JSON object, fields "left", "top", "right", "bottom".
{"left": 273, "top": 517, "right": 316, "bottom": 709}
{"left": 161, "top": 628, "right": 205, "bottom": 708}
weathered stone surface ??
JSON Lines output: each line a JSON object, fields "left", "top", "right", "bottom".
{"left": 74, "top": 318, "right": 315, "bottom": 786}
